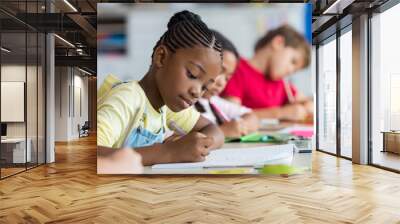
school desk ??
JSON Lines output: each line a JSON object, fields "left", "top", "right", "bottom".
{"left": 142, "top": 123, "right": 314, "bottom": 175}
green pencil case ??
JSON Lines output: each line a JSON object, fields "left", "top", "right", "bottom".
{"left": 225, "top": 132, "right": 293, "bottom": 143}
{"left": 225, "top": 132, "right": 292, "bottom": 143}
{"left": 225, "top": 133, "right": 265, "bottom": 143}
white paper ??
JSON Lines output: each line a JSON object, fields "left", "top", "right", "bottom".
{"left": 278, "top": 125, "right": 314, "bottom": 134}
{"left": 260, "top": 118, "right": 280, "bottom": 126}
{"left": 152, "top": 144, "right": 294, "bottom": 169}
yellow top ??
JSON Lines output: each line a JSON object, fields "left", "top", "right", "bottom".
{"left": 97, "top": 75, "right": 200, "bottom": 148}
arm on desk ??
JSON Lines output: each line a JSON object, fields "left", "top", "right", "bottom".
{"left": 97, "top": 146, "right": 143, "bottom": 174}
{"left": 254, "top": 104, "right": 306, "bottom": 121}
{"left": 219, "top": 112, "right": 259, "bottom": 138}
{"left": 98, "top": 115, "right": 224, "bottom": 166}
{"left": 98, "top": 128, "right": 220, "bottom": 166}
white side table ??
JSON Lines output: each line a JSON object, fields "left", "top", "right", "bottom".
{"left": 1, "top": 138, "right": 32, "bottom": 163}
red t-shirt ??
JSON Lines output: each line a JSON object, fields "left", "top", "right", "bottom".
{"left": 221, "top": 58, "right": 297, "bottom": 109}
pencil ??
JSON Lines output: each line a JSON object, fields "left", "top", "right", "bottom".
{"left": 283, "top": 78, "right": 295, "bottom": 104}
{"left": 168, "top": 121, "right": 187, "bottom": 136}
{"left": 209, "top": 101, "right": 230, "bottom": 123}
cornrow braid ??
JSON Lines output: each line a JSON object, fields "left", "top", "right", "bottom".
{"left": 211, "top": 29, "right": 240, "bottom": 59}
{"left": 152, "top": 10, "right": 223, "bottom": 63}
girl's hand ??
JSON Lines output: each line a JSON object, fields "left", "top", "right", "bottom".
{"left": 220, "top": 119, "right": 248, "bottom": 138}
{"left": 163, "top": 132, "right": 214, "bottom": 163}
{"left": 164, "top": 134, "right": 182, "bottom": 142}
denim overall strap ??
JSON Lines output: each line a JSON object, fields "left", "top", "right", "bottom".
{"left": 122, "top": 104, "right": 166, "bottom": 148}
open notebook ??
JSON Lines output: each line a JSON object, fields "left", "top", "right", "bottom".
{"left": 152, "top": 144, "right": 295, "bottom": 169}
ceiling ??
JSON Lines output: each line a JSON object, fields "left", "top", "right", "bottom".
{"left": 0, "top": 0, "right": 393, "bottom": 75}
{"left": 0, "top": 0, "right": 98, "bottom": 73}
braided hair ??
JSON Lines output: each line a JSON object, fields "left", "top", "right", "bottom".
{"left": 210, "top": 29, "right": 239, "bottom": 60}
{"left": 152, "top": 10, "right": 223, "bottom": 63}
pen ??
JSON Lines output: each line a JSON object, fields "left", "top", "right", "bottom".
{"left": 168, "top": 121, "right": 187, "bottom": 136}
{"left": 207, "top": 168, "right": 256, "bottom": 174}
{"left": 209, "top": 101, "right": 230, "bottom": 122}
{"left": 283, "top": 78, "right": 295, "bottom": 104}
{"left": 203, "top": 165, "right": 262, "bottom": 169}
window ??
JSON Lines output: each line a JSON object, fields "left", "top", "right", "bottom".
{"left": 317, "top": 36, "right": 337, "bottom": 154}
{"left": 371, "top": 3, "right": 400, "bottom": 171}
{"left": 339, "top": 28, "right": 352, "bottom": 158}
{"left": 0, "top": 1, "right": 46, "bottom": 179}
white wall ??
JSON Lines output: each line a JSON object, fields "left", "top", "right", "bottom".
{"left": 72, "top": 73, "right": 89, "bottom": 138}
{"left": 98, "top": 3, "right": 312, "bottom": 96}
{"left": 54, "top": 67, "right": 89, "bottom": 141}
{"left": 1, "top": 65, "right": 38, "bottom": 137}
{"left": 1, "top": 64, "right": 46, "bottom": 163}
{"left": 55, "top": 67, "right": 68, "bottom": 141}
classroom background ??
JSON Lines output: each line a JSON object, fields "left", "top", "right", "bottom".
{"left": 97, "top": 3, "right": 314, "bottom": 98}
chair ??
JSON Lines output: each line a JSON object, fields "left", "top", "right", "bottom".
{"left": 78, "top": 121, "right": 90, "bottom": 138}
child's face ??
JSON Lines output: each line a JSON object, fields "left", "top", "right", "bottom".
{"left": 267, "top": 40, "right": 305, "bottom": 80}
{"left": 203, "top": 51, "right": 237, "bottom": 99}
{"left": 155, "top": 46, "right": 222, "bottom": 112}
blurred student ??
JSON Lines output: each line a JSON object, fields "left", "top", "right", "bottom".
{"left": 221, "top": 25, "right": 312, "bottom": 121}
{"left": 195, "top": 30, "right": 258, "bottom": 138}
{"left": 97, "top": 10, "right": 225, "bottom": 166}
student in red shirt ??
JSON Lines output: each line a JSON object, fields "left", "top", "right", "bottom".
{"left": 222, "top": 25, "right": 312, "bottom": 121}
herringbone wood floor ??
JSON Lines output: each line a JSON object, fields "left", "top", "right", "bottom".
{"left": 1, "top": 135, "right": 400, "bottom": 224}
